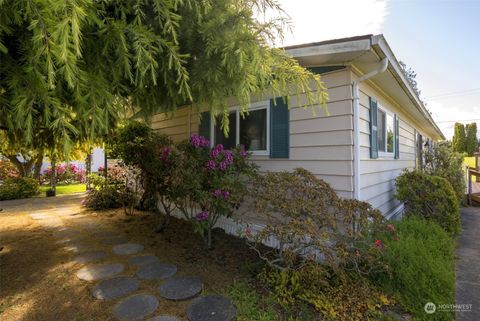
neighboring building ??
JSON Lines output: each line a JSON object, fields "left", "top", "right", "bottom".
{"left": 150, "top": 34, "right": 444, "bottom": 220}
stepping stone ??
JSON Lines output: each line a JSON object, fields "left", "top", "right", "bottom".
{"left": 55, "top": 237, "right": 85, "bottom": 245}
{"left": 91, "top": 276, "right": 140, "bottom": 300}
{"left": 30, "top": 214, "right": 52, "bottom": 220}
{"left": 113, "top": 243, "right": 144, "bottom": 256}
{"left": 92, "top": 231, "right": 119, "bottom": 238}
{"left": 158, "top": 277, "right": 203, "bottom": 301}
{"left": 113, "top": 294, "right": 159, "bottom": 321}
{"left": 65, "top": 243, "right": 97, "bottom": 253}
{"left": 187, "top": 295, "right": 236, "bottom": 321}
{"left": 53, "top": 229, "right": 81, "bottom": 238}
{"left": 73, "top": 251, "right": 107, "bottom": 264}
{"left": 101, "top": 236, "right": 129, "bottom": 245}
{"left": 136, "top": 262, "right": 177, "bottom": 280}
{"left": 76, "top": 263, "right": 124, "bottom": 281}
{"left": 147, "top": 316, "right": 181, "bottom": 321}
{"left": 128, "top": 255, "right": 160, "bottom": 266}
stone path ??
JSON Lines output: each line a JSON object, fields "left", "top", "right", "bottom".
{"left": 456, "top": 207, "right": 480, "bottom": 321}
{"left": 25, "top": 196, "right": 237, "bottom": 321}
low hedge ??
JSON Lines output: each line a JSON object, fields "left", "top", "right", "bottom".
{"left": 0, "top": 177, "right": 39, "bottom": 200}
{"left": 395, "top": 170, "right": 460, "bottom": 236}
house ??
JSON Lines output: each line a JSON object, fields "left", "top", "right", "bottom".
{"left": 150, "top": 34, "right": 444, "bottom": 221}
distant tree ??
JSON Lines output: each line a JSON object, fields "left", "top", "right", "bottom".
{"left": 452, "top": 123, "right": 466, "bottom": 153}
{"left": 465, "top": 122, "right": 478, "bottom": 156}
{"left": 399, "top": 61, "right": 422, "bottom": 101}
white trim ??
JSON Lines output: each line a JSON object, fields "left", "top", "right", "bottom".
{"left": 385, "top": 203, "right": 404, "bottom": 220}
{"left": 210, "top": 100, "right": 270, "bottom": 156}
{"left": 377, "top": 105, "right": 395, "bottom": 158}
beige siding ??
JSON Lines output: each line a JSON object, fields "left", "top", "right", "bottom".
{"left": 357, "top": 76, "right": 432, "bottom": 217}
{"left": 150, "top": 69, "right": 354, "bottom": 198}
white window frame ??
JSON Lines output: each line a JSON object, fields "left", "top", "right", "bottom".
{"left": 209, "top": 100, "right": 270, "bottom": 156}
{"left": 377, "top": 105, "right": 395, "bottom": 158}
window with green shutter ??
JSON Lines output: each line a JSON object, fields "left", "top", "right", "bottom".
{"left": 394, "top": 115, "right": 400, "bottom": 159}
{"left": 270, "top": 97, "right": 289, "bottom": 158}
{"left": 369, "top": 97, "right": 378, "bottom": 159}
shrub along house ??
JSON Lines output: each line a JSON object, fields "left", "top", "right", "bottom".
{"left": 151, "top": 34, "right": 444, "bottom": 224}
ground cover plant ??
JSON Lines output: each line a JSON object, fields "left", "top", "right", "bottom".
{"left": 371, "top": 216, "right": 455, "bottom": 321}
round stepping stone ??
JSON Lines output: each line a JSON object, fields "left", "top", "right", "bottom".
{"left": 76, "top": 263, "right": 124, "bottom": 281}
{"left": 92, "top": 231, "right": 119, "bottom": 238}
{"left": 91, "top": 276, "right": 140, "bottom": 300}
{"left": 73, "top": 251, "right": 107, "bottom": 264}
{"left": 147, "top": 316, "right": 181, "bottom": 321}
{"left": 128, "top": 255, "right": 160, "bottom": 266}
{"left": 113, "top": 294, "right": 159, "bottom": 321}
{"left": 113, "top": 243, "right": 144, "bottom": 256}
{"left": 136, "top": 262, "right": 177, "bottom": 280}
{"left": 187, "top": 295, "right": 236, "bottom": 321}
{"left": 101, "top": 236, "right": 129, "bottom": 245}
{"left": 54, "top": 229, "right": 81, "bottom": 238}
{"left": 55, "top": 237, "right": 84, "bottom": 245}
{"left": 65, "top": 243, "right": 97, "bottom": 253}
{"left": 158, "top": 277, "right": 203, "bottom": 301}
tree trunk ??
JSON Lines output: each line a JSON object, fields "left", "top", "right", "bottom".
{"left": 50, "top": 153, "right": 57, "bottom": 194}
{"left": 85, "top": 151, "right": 92, "bottom": 190}
{"left": 6, "top": 154, "right": 34, "bottom": 177}
{"left": 33, "top": 152, "right": 44, "bottom": 180}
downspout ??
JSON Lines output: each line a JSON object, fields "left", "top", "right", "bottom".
{"left": 352, "top": 57, "right": 388, "bottom": 200}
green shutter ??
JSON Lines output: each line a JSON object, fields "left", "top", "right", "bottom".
{"left": 270, "top": 97, "right": 289, "bottom": 158}
{"left": 369, "top": 97, "right": 378, "bottom": 159}
{"left": 198, "top": 111, "right": 211, "bottom": 140}
{"left": 417, "top": 133, "right": 423, "bottom": 170}
{"left": 394, "top": 114, "right": 400, "bottom": 159}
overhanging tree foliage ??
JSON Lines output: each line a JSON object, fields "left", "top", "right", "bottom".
{"left": 452, "top": 122, "right": 466, "bottom": 153}
{"left": 1, "top": 0, "right": 328, "bottom": 148}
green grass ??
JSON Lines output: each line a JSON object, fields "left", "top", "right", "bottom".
{"left": 464, "top": 156, "right": 476, "bottom": 168}
{"left": 39, "top": 183, "right": 86, "bottom": 196}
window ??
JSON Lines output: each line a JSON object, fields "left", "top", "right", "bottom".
{"left": 211, "top": 102, "right": 269, "bottom": 155}
{"left": 377, "top": 107, "right": 395, "bottom": 154}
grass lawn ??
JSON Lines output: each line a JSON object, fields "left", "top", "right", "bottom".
{"left": 39, "top": 183, "right": 86, "bottom": 196}
{"left": 464, "top": 156, "right": 477, "bottom": 168}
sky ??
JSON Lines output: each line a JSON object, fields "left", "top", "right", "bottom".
{"left": 275, "top": 0, "right": 480, "bottom": 140}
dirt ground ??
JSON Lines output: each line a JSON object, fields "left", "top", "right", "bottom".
{"left": 0, "top": 194, "right": 260, "bottom": 321}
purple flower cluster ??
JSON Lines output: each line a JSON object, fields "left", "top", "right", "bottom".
{"left": 160, "top": 146, "right": 171, "bottom": 161}
{"left": 239, "top": 145, "right": 249, "bottom": 158}
{"left": 207, "top": 144, "right": 235, "bottom": 171}
{"left": 212, "top": 189, "right": 230, "bottom": 199}
{"left": 195, "top": 210, "right": 209, "bottom": 221}
{"left": 190, "top": 134, "right": 210, "bottom": 148}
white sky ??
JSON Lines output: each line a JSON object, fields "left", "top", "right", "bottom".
{"left": 274, "top": 0, "right": 480, "bottom": 140}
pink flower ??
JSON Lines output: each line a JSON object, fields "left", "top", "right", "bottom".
{"left": 219, "top": 161, "right": 227, "bottom": 171}
{"left": 222, "top": 190, "right": 230, "bottom": 199}
{"left": 213, "top": 189, "right": 223, "bottom": 197}
{"left": 190, "top": 134, "right": 210, "bottom": 148}
{"left": 195, "top": 210, "right": 209, "bottom": 221}
{"left": 160, "top": 146, "right": 171, "bottom": 161}
{"left": 387, "top": 224, "right": 395, "bottom": 233}
{"left": 375, "top": 239, "right": 383, "bottom": 249}
{"left": 206, "top": 160, "right": 217, "bottom": 170}
{"left": 245, "top": 227, "right": 252, "bottom": 238}
{"left": 223, "top": 150, "right": 234, "bottom": 164}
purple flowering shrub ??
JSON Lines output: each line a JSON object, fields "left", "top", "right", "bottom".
{"left": 174, "top": 134, "right": 257, "bottom": 248}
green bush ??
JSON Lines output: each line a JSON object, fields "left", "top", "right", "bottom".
{"left": 83, "top": 185, "right": 122, "bottom": 210}
{"left": 372, "top": 217, "right": 455, "bottom": 321}
{"left": 424, "top": 143, "right": 466, "bottom": 204}
{"left": 0, "top": 177, "right": 39, "bottom": 200}
{"left": 396, "top": 170, "right": 460, "bottom": 235}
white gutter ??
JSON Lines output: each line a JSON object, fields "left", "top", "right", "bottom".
{"left": 352, "top": 57, "right": 388, "bottom": 200}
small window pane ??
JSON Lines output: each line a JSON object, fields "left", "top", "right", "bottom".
{"left": 386, "top": 114, "right": 394, "bottom": 153}
{"left": 214, "top": 113, "right": 237, "bottom": 149}
{"left": 240, "top": 109, "right": 267, "bottom": 151}
{"left": 377, "top": 109, "right": 386, "bottom": 152}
